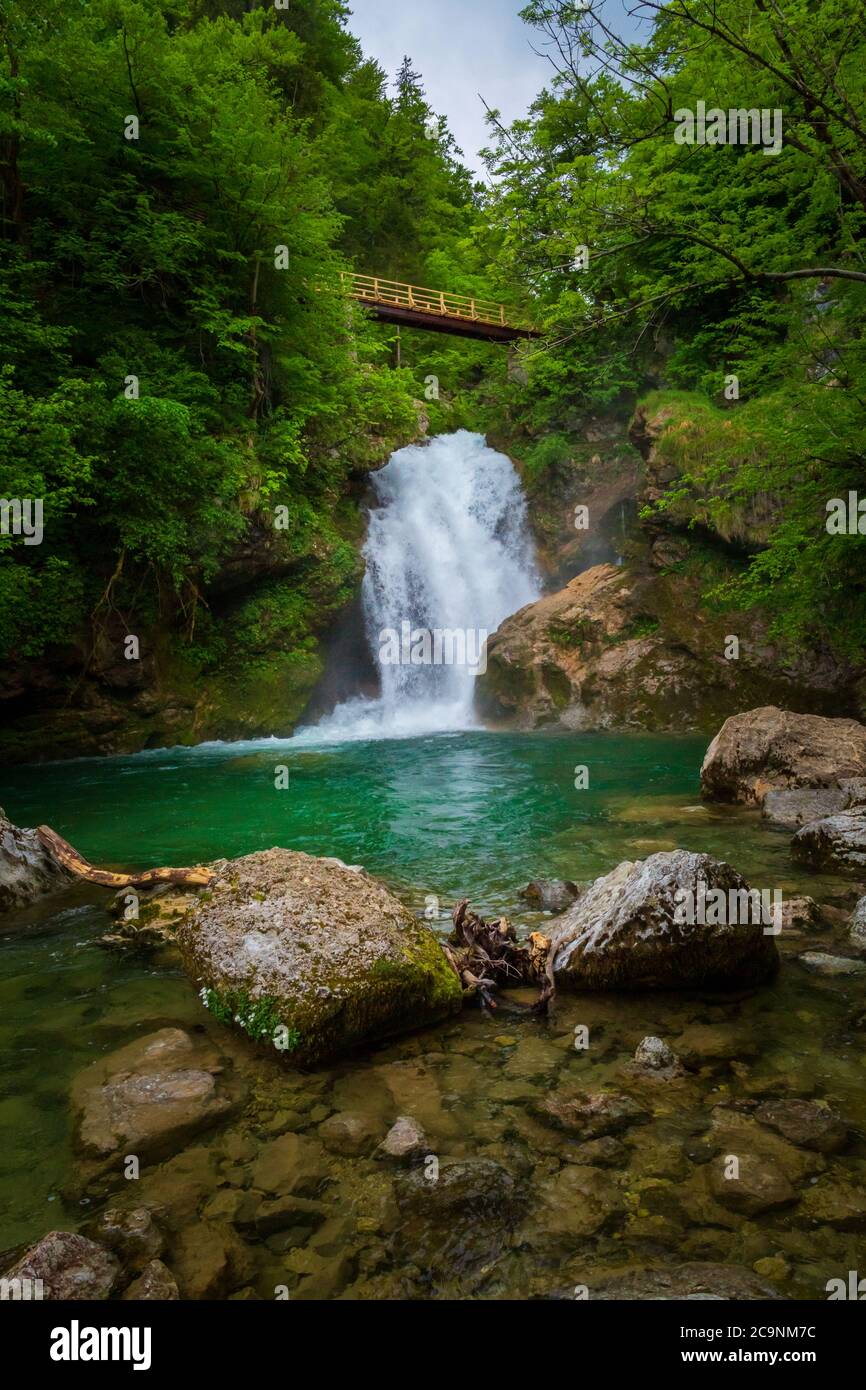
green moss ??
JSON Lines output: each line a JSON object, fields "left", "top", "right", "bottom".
{"left": 200, "top": 985, "right": 296, "bottom": 1048}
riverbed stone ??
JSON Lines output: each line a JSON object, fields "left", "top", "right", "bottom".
{"left": 176, "top": 849, "right": 461, "bottom": 1065}
{"left": 0, "top": 807, "right": 73, "bottom": 914}
{"left": 850, "top": 896, "right": 866, "bottom": 951}
{"left": 792, "top": 808, "right": 866, "bottom": 874}
{"left": 377, "top": 1115, "right": 427, "bottom": 1162}
{"left": 549, "top": 852, "right": 779, "bottom": 991}
{"left": 520, "top": 878, "right": 580, "bottom": 913}
{"left": 528, "top": 1163, "right": 625, "bottom": 1245}
{"left": 707, "top": 1151, "right": 798, "bottom": 1216}
{"left": 755, "top": 1099, "right": 848, "bottom": 1154}
{"left": 797, "top": 1170, "right": 866, "bottom": 1230}
{"left": 700, "top": 707, "right": 866, "bottom": 805}
{"left": 632, "top": 1035, "right": 683, "bottom": 1076}
{"left": 71, "top": 1028, "right": 236, "bottom": 1168}
{"left": 89, "top": 1206, "right": 164, "bottom": 1269}
{"left": 571, "top": 1262, "right": 785, "bottom": 1300}
{"left": 317, "top": 1110, "right": 380, "bottom": 1158}
{"left": 798, "top": 951, "right": 866, "bottom": 977}
{"left": 122, "top": 1259, "right": 179, "bottom": 1300}
{"left": 772, "top": 895, "right": 823, "bottom": 933}
{"left": 2, "top": 1230, "right": 119, "bottom": 1300}
{"left": 538, "top": 1089, "right": 646, "bottom": 1139}
{"left": 251, "top": 1132, "right": 330, "bottom": 1199}
{"left": 169, "top": 1221, "right": 252, "bottom": 1299}
{"left": 394, "top": 1158, "right": 516, "bottom": 1219}
{"left": 761, "top": 788, "right": 848, "bottom": 827}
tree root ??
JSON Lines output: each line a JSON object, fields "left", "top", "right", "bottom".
{"left": 447, "top": 898, "right": 548, "bottom": 1010}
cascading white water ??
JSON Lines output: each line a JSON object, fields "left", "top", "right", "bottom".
{"left": 298, "top": 430, "right": 541, "bottom": 742}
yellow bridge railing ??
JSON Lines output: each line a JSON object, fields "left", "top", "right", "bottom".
{"left": 341, "top": 271, "right": 509, "bottom": 328}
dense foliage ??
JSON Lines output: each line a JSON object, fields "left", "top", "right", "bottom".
{"left": 477, "top": 0, "right": 866, "bottom": 658}
{"left": 1, "top": 0, "right": 864, "bottom": 755}
{"left": 0, "top": 0, "right": 478, "bottom": 705}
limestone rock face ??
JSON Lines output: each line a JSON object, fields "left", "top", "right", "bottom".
{"left": 71, "top": 1028, "right": 236, "bottom": 1168}
{"left": 549, "top": 851, "right": 779, "bottom": 991}
{"left": 176, "top": 849, "right": 461, "bottom": 1065}
{"left": 0, "top": 806, "right": 72, "bottom": 914}
{"left": 700, "top": 707, "right": 866, "bottom": 805}
{"left": 1, "top": 1231, "right": 119, "bottom": 1300}
{"left": 475, "top": 565, "right": 844, "bottom": 734}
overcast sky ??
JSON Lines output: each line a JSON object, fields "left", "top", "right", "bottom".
{"left": 346, "top": 0, "right": 553, "bottom": 179}
{"left": 346, "top": 2, "right": 647, "bottom": 179}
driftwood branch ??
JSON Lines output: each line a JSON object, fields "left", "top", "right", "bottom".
{"left": 36, "top": 825, "right": 214, "bottom": 890}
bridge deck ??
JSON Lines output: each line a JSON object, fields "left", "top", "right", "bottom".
{"left": 341, "top": 273, "right": 538, "bottom": 343}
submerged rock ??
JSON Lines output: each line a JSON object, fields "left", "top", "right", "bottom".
{"left": 797, "top": 951, "right": 866, "bottom": 977}
{"left": 2, "top": 1231, "right": 119, "bottom": 1300}
{"left": 538, "top": 1089, "right": 646, "bottom": 1139}
{"left": 755, "top": 1099, "right": 848, "bottom": 1154}
{"left": 0, "top": 806, "right": 72, "bottom": 914}
{"left": 850, "top": 896, "right": 866, "bottom": 952}
{"left": 71, "top": 1028, "right": 236, "bottom": 1168}
{"left": 700, "top": 706, "right": 866, "bottom": 806}
{"left": 377, "top": 1115, "right": 427, "bottom": 1162}
{"left": 632, "top": 1035, "right": 683, "bottom": 1077}
{"left": 567, "top": 1262, "right": 786, "bottom": 1300}
{"left": 520, "top": 879, "right": 580, "bottom": 913}
{"left": 791, "top": 807, "right": 866, "bottom": 874}
{"left": 122, "top": 1258, "right": 179, "bottom": 1301}
{"left": 317, "top": 1110, "right": 380, "bottom": 1158}
{"left": 762, "top": 788, "right": 848, "bottom": 827}
{"left": 548, "top": 851, "right": 779, "bottom": 991}
{"left": 89, "top": 1207, "right": 164, "bottom": 1269}
{"left": 177, "top": 849, "right": 461, "bottom": 1065}
{"left": 533, "top": 1164, "right": 626, "bottom": 1245}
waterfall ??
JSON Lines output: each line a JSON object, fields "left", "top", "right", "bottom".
{"left": 298, "top": 430, "right": 541, "bottom": 742}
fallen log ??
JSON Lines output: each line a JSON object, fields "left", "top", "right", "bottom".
{"left": 36, "top": 825, "right": 214, "bottom": 890}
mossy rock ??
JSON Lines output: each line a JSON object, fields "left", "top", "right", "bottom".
{"left": 177, "top": 849, "right": 462, "bottom": 1066}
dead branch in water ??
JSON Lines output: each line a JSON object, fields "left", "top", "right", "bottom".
{"left": 448, "top": 898, "right": 545, "bottom": 1010}
{"left": 36, "top": 825, "right": 214, "bottom": 890}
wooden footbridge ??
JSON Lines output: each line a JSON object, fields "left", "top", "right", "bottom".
{"left": 341, "top": 272, "right": 538, "bottom": 343}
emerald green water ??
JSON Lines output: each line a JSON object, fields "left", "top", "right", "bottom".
{"left": 1, "top": 731, "right": 863, "bottom": 1296}
{"left": 0, "top": 730, "right": 819, "bottom": 918}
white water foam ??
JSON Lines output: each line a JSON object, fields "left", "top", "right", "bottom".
{"left": 295, "top": 430, "right": 541, "bottom": 743}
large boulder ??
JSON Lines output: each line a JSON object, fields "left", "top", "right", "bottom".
{"left": 791, "top": 807, "right": 866, "bottom": 874}
{"left": 549, "top": 851, "right": 779, "bottom": 991}
{"left": 0, "top": 806, "right": 72, "bottom": 914}
{"left": 176, "top": 849, "right": 461, "bottom": 1065}
{"left": 701, "top": 707, "right": 866, "bottom": 805}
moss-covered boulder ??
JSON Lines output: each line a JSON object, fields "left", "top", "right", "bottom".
{"left": 177, "top": 849, "right": 461, "bottom": 1065}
